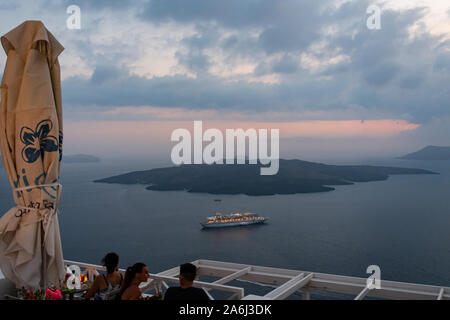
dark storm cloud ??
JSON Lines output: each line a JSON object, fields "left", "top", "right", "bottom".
{"left": 139, "top": 0, "right": 273, "bottom": 28}
{"left": 50, "top": 0, "right": 449, "bottom": 124}
{"left": 62, "top": 61, "right": 354, "bottom": 112}
{"left": 140, "top": 0, "right": 329, "bottom": 54}
{"left": 399, "top": 72, "right": 424, "bottom": 90}
{"left": 89, "top": 63, "right": 124, "bottom": 85}
{"left": 62, "top": 0, "right": 136, "bottom": 9}
{"left": 63, "top": 69, "right": 278, "bottom": 110}
{"left": 254, "top": 55, "right": 299, "bottom": 76}
{"left": 0, "top": 3, "right": 19, "bottom": 10}
{"left": 175, "top": 50, "right": 210, "bottom": 73}
{"left": 173, "top": 26, "right": 219, "bottom": 73}
{"left": 434, "top": 53, "right": 450, "bottom": 72}
{"left": 255, "top": 1, "right": 326, "bottom": 54}
{"left": 363, "top": 62, "right": 400, "bottom": 86}
{"left": 330, "top": 8, "right": 430, "bottom": 87}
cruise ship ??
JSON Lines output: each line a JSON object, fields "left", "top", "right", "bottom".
{"left": 201, "top": 213, "right": 268, "bottom": 228}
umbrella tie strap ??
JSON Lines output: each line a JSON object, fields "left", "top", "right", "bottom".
{"left": 14, "top": 182, "right": 61, "bottom": 192}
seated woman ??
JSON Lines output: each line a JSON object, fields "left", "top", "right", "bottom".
{"left": 85, "top": 252, "right": 123, "bottom": 300}
{"left": 119, "top": 262, "right": 161, "bottom": 300}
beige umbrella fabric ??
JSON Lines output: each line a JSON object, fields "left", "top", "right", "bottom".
{"left": 0, "top": 21, "right": 65, "bottom": 289}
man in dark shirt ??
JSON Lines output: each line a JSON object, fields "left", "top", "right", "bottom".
{"left": 164, "top": 263, "right": 210, "bottom": 301}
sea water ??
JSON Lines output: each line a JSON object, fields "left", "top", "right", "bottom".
{"left": 0, "top": 158, "right": 449, "bottom": 298}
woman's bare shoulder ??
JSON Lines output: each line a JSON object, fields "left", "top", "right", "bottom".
{"left": 94, "top": 274, "right": 107, "bottom": 288}
{"left": 121, "top": 285, "right": 142, "bottom": 300}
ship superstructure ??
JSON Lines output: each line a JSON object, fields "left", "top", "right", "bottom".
{"left": 201, "top": 212, "right": 267, "bottom": 228}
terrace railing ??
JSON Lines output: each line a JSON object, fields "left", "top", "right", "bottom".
{"left": 64, "top": 259, "right": 450, "bottom": 300}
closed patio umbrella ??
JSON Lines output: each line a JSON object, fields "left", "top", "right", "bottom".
{"left": 0, "top": 21, "right": 65, "bottom": 290}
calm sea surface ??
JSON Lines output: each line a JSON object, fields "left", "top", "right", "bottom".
{"left": 0, "top": 158, "right": 449, "bottom": 296}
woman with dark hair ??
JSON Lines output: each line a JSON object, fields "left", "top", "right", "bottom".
{"left": 120, "top": 263, "right": 161, "bottom": 300}
{"left": 85, "top": 252, "right": 123, "bottom": 300}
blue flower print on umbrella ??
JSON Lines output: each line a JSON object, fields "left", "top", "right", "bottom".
{"left": 58, "top": 131, "right": 63, "bottom": 162}
{"left": 20, "top": 119, "right": 58, "bottom": 163}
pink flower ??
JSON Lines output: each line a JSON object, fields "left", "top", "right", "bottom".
{"left": 52, "top": 290, "right": 62, "bottom": 300}
{"left": 45, "top": 288, "right": 62, "bottom": 300}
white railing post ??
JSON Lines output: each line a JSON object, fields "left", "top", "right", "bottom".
{"left": 437, "top": 288, "right": 444, "bottom": 300}
{"left": 302, "top": 289, "right": 310, "bottom": 300}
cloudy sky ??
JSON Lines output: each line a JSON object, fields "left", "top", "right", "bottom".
{"left": 0, "top": 0, "right": 449, "bottom": 161}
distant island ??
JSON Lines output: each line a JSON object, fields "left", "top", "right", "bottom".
{"left": 399, "top": 146, "right": 450, "bottom": 160}
{"left": 94, "top": 159, "right": 437, "bottom": 196}
{"left": 63, "top": 154, "right": 100, "bottom": 163}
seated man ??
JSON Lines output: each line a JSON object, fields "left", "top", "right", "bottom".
{"left": 164, "top": 263, "right": 210, "bottom": 301}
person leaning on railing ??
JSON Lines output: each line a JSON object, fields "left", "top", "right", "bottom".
{"left": 119, "top": 263, "right": 162, "bottom": 300}
{"left": 85, "top": 252, "right": 123, "bottom": 300}
{"left": 164, "top": 263, "right": 210, "bottom": 301}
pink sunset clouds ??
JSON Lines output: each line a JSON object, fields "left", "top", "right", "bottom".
{"left": 63, "top": 117, "right": 420, "bottom": 158}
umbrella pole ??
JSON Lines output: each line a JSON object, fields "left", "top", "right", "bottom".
{"left": 41, "top": 220, "right": 47, "bottom": 294}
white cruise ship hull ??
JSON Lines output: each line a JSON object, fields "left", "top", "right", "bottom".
{"left": 201, "top": 218, "right": 267, "bottom": 229}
